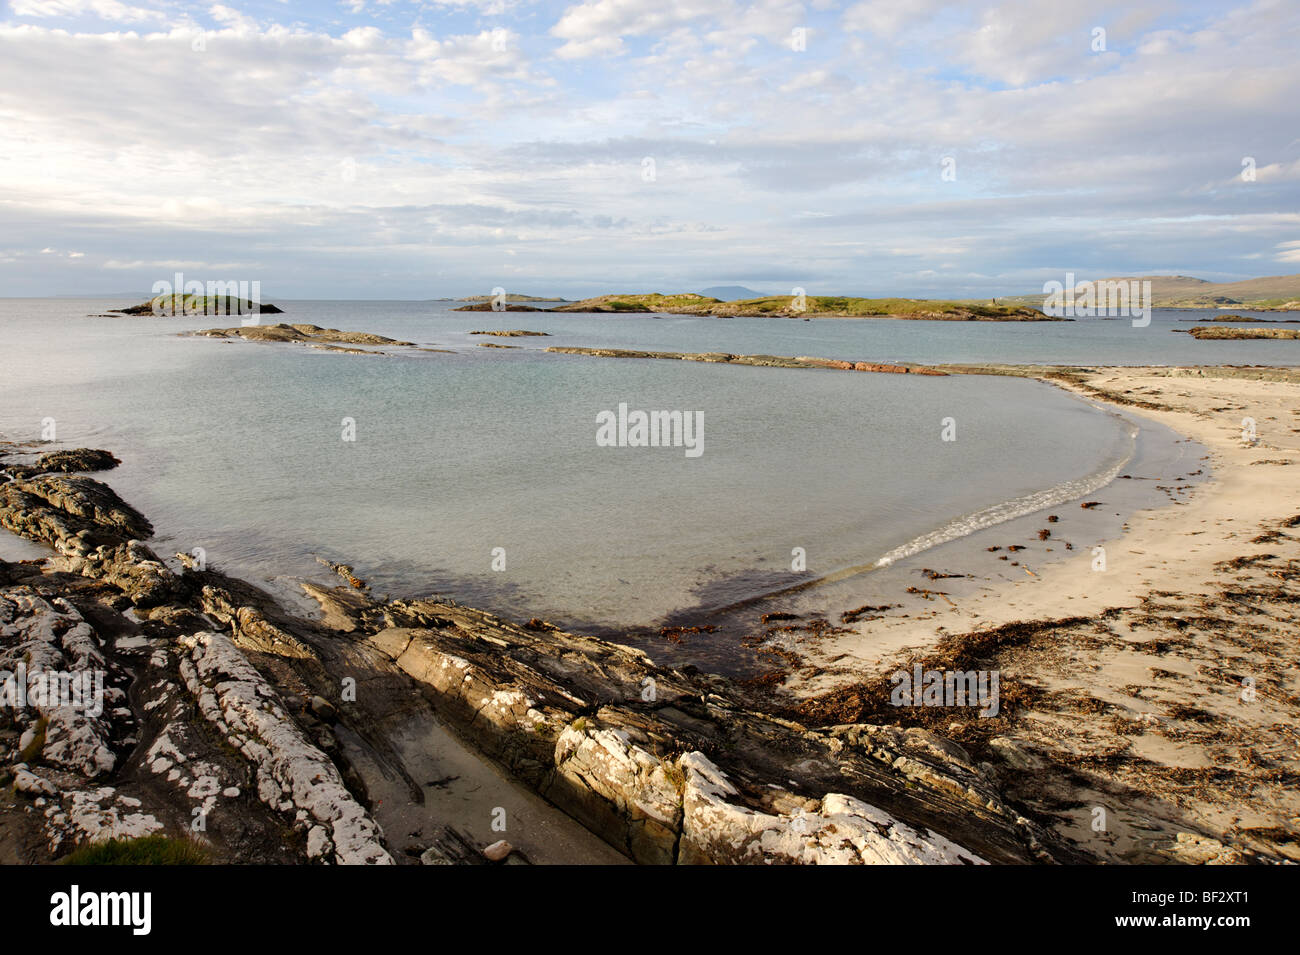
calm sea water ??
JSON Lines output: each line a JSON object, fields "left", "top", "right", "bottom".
{"left": 0, "top": 299, "right": 1289, "bottom": 636}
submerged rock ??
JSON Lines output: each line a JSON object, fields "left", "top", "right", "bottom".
{"left": 547, "top": 346, "right": 949, "bottom": 376}
{"left": 468, "top": 329, "right": 551, "bottom": 336}
{"left": 455, "top": 303, "right": 547, "bottom": 312}
{"left": 1, "top": 448, "right": 119, "bottom": 481}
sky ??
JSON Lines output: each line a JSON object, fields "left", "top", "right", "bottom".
{"left": 0, "top": 0, "right": 1297, "bottom": 300}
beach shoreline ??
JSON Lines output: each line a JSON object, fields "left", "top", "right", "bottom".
{"left": 761, "top": 364, "right": 1298, "bottom": 685}
{"left": 524, "top": 353, "right": 1300, "bottom": 861}
{"left": 760, "top": 365, "right": 1300, "bottom": 862}
{"left": 3, "top": 358, "right": 1297, "bottom": 864}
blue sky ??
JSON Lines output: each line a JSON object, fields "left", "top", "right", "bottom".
{"left": 1, "top": 0, "right": 1297, "bottom": 299}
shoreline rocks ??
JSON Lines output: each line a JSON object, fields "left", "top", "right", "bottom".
{"left": 0, "top": 451, "right": 389, "bottom": 863}
{"left": 334, "top": 596, "right": 1060, "bottom": 864}
{"left": 1, "top": 450, "right": 1066, "bottom": 865}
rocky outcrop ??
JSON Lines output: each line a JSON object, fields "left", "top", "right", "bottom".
{"left": 468, "top": 329, "right": 551, "bottom": 336}
{"left": 0, "top": 590, "right": 117, "bottom": 778}
{"left": 546, "top": 346, "right": 949, "bottom": 376}
{"left": 190, "top": 324, "right": 414, "bottom": 348}
{"left": 177, "top": 630, "right": 391, "bottom": 864}
{"left": 454, "top": 303, "right": 547, "bottom": 312}
{"left": 113, "top": 297, "right": 282, "bottom": 316}
{"left": 0, "top": 466, "right": 389, "bottom": 864}
{"left": 1185, "top": 314, "right": 1300, "bottom": 323}
{"left": 0, "top": 475, "right": 185, "bottom": 609}
{"left": 676, "top": 752, "right": 983, "bottom": 864}
{"left": 335, "top": 597, "right": 1060, "bottom": 865}
{"left": 0, "top": 474, "right": 149, "bottom": 543}
{"left": 3, "top": 463, "right": 1064, "bottom": 866}
{"left": 1185, "top": 325, "right": 1300, "bottom": 339}
{"left": 1, "top": 448, "right": 119, "bottom": 481}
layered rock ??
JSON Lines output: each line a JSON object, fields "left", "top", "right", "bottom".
{"left": 1185, "top": 325, "right": 1300, "bottom": 340}
{"left": 191, "top": 324, "right": 414, "bottom": 348}
{"left": 177, "top": 630, "right": 391, "bottom": 864}
{"left": 339, "top": 598, "right": 1060, "bottom": 864}
{"left": 1, "top": 461, "right": 389, "bottom": 864}
{"left": 3, "top": 459, "right": 1066, "bottom": 865}
{"left": 1, "top": 448, "right": 119, "bottom": 481}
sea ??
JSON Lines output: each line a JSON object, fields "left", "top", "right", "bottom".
{"left": 2, "top": 299, "right": 1294, "bottom": 670}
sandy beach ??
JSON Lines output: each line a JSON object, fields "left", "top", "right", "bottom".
{"left": 771, "top": 366, "right": 1300, "bottom": 863}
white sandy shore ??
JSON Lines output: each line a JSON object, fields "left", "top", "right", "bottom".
{"left": 788, "top": 368, "right": 1300, "bottom": 687}
{"left": 782, "top": 366, "right": 1300, "bottom": 862}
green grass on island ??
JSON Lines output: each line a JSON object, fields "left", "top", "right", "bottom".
{"left": 679, "top": 295, "right": 1046, "bottom": 319}
{"left": 113, "top": 294, "right": 282, "bottom": 316}
{"left": 551, "top": 292, "right": 1051, "bottom": 320}
{"left": 59, "top": 835, "right": 210, "bottom": 865}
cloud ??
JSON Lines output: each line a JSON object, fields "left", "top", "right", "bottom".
{"left": 10, "top": 0, "right": 163, "bottom": 23}
{"left": 1277, "top": 240, "right": 1300, "bottom": 263}
{"left": 407, "top": 28, "right": 536, "bottom": 86}
{"left": 842, "top": 0, "right": 950, "bottom": 38}
{"left": 0, "top": 0, "right": 1297, "bottom": 297}
{"left": 552, "top": 0, "right": 735, "bottom": 58}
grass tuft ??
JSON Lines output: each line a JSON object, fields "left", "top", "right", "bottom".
{"left": 60, "top": 835, "right": 210, "bottom": 866}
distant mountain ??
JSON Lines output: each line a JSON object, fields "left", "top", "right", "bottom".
{"left": 1001, "top": 273, "right": 1300, "bottom": 310}
{"left": 699, "top": 286, "right": 763, "bottom": 301}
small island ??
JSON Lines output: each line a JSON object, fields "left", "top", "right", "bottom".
{"left": 456, "top": 293, "right": 567, "bottom": 303}
{"left": 1185, "top": 325, "right": 1300, "bottom": 340}
{"left": 508, "top": 292, "right": 1060, "bottom": 320}
{"left": 190, "top": 323, "right": 415, "bottom": 353}
{"left": 112, "top": 293, "right": 283, "bottom": 316}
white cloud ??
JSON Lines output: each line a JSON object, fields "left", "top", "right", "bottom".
{"left": 552, "top": 0, "right": 735, "bottom": 58}
{"left": 407, "top": 28, "right": 537, "bottom": 87}
{"left": 10, "top": 0, "right": 163, "bottom": 22}
{"left": 1277, "top": 240, "right": 1300, "bottom": 263}
{"left": 208, "top": 4, "right": 259, "bottom": 33}
{"left": 1, "top": 0, "right": 1297, "bottom": 296}
{"left": 842, "top": 0, "right": 949, "bottom": 38}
